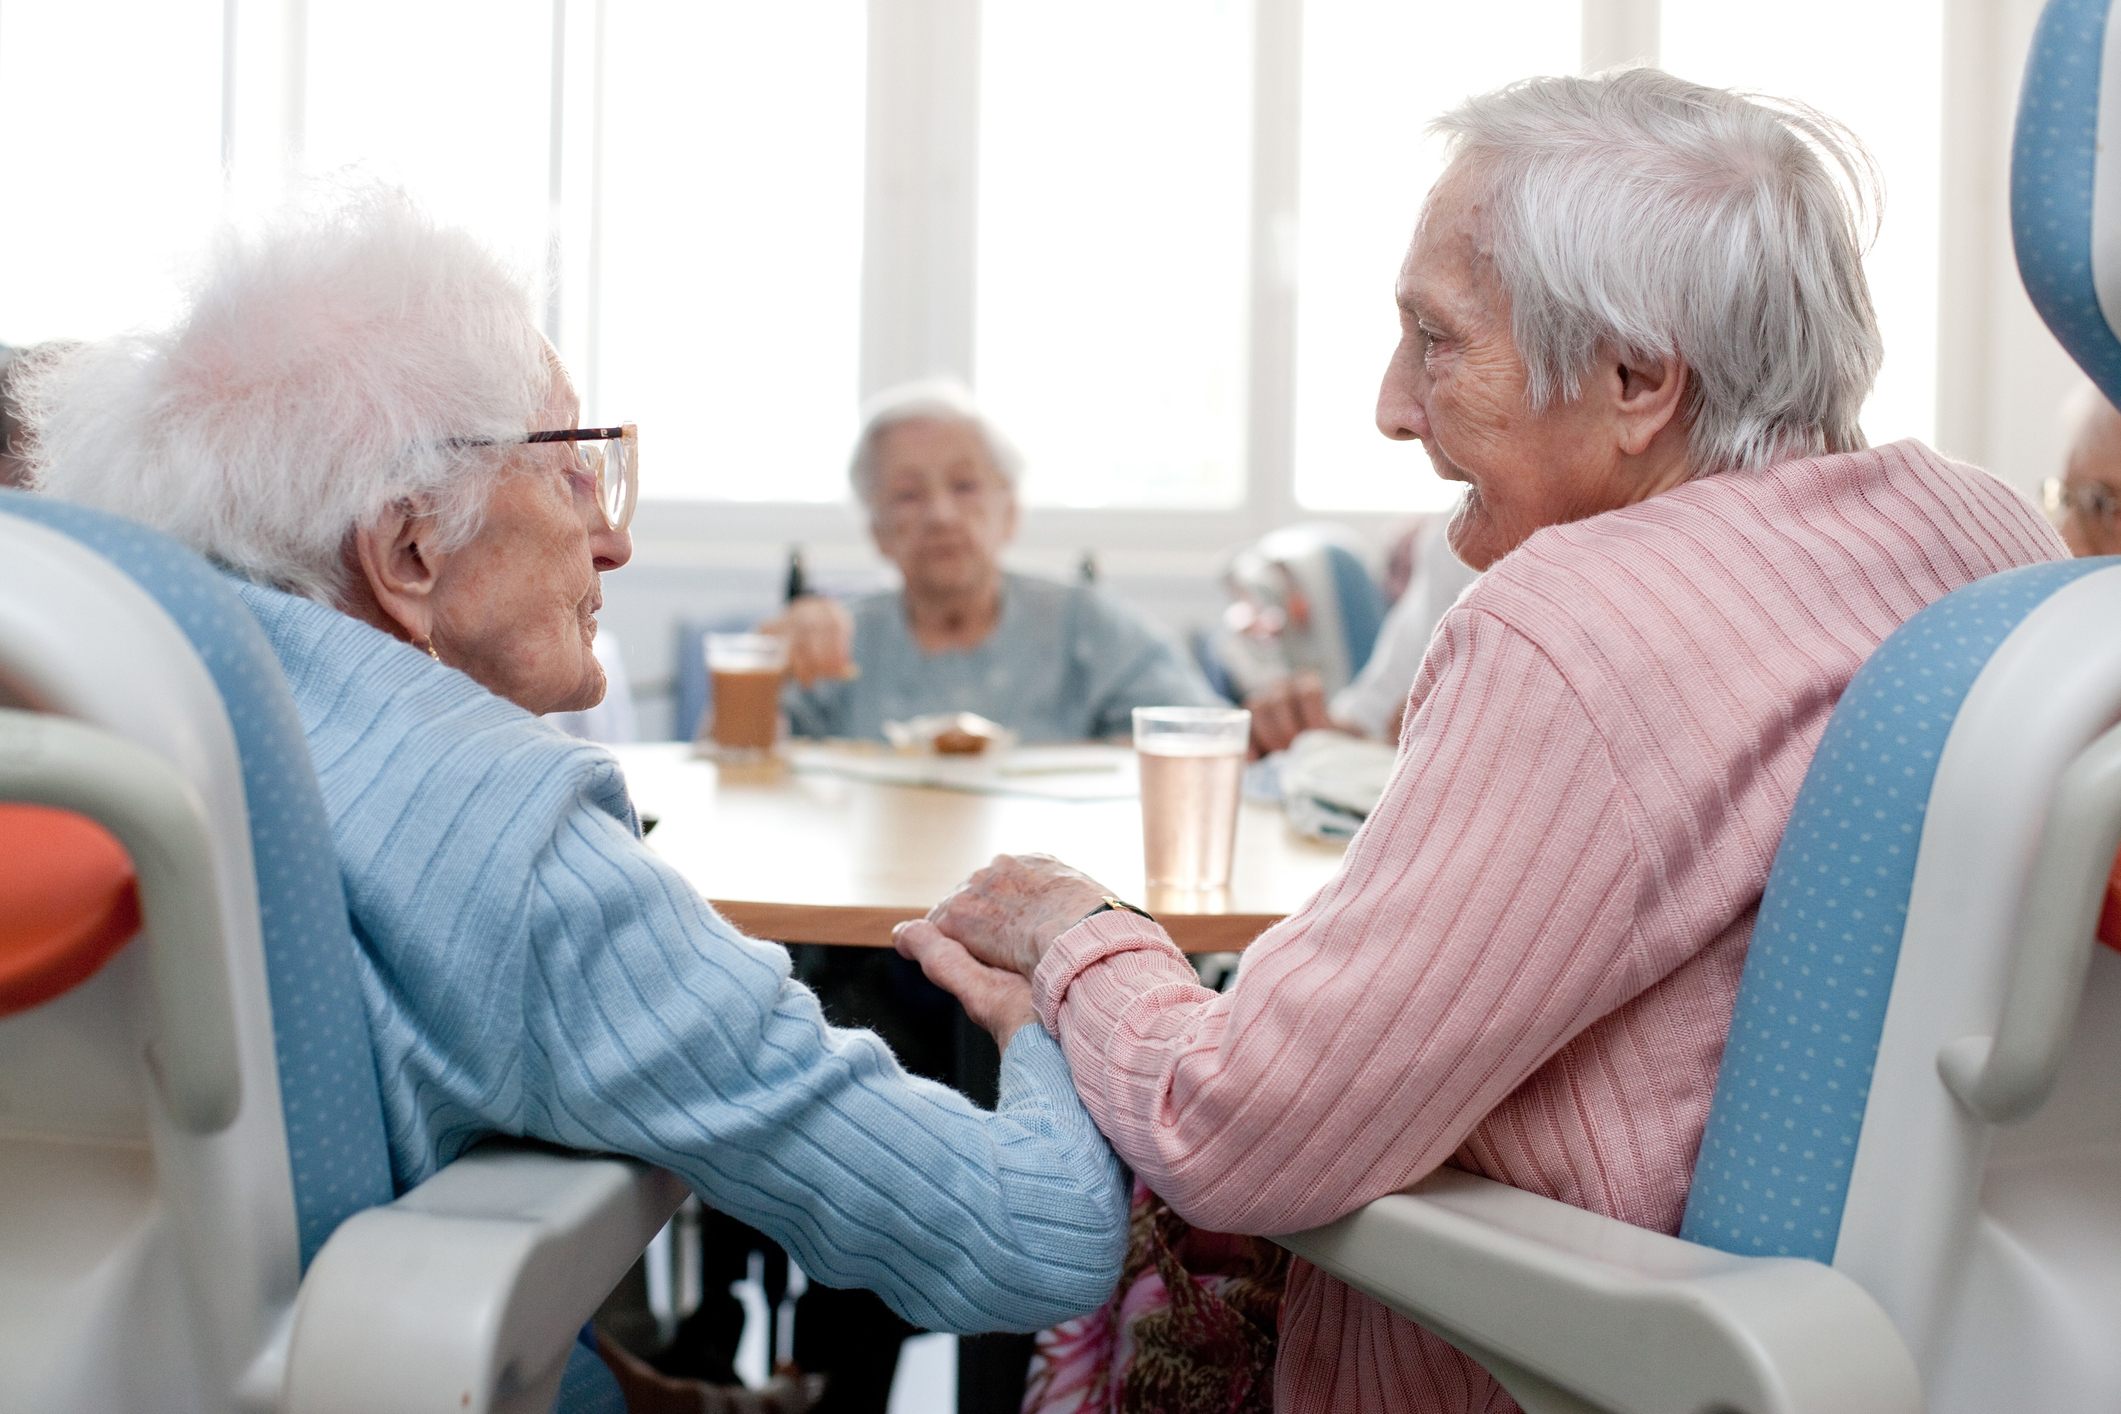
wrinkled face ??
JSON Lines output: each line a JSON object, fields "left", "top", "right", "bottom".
{"left": 867, "top": 416, "right": 1017, "bottom": 598}
{"left": 429, "top": 371, "right": 633, "bottom": 714}
{"left": 1375, "top": 162, "right": 1625, "bottom": 571}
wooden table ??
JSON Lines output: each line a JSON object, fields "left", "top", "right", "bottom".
{"left": 608, "top": 742, "right": 1349, "bottom": 953}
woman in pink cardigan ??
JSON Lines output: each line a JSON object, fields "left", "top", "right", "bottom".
{"left": 898, "top": 69, "right": 2063, "bottom": 1413}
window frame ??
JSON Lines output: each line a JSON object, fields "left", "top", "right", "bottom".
{"left": 157, "top": 0, "right": 2032, "bottom": 567}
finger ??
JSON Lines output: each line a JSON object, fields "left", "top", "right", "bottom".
{"left": 898, "top": 918, "right": 993, "bottom": 979}
{"left": 896, "top": 920, "right": 1025, "bottom": 1011}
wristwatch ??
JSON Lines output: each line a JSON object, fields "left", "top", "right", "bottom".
{"left": 1077, "top": 894, "right": 1157, "bottom": 927}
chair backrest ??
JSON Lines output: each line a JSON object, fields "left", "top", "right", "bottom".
{"left": 1216, "top": 525, "right": 1387, "bottom": 699}
{"left": 2013, "top": 0, "right": 2121, "bottom": 407}
{"left": 0, "top": 494, "right": 393, "bottom": 1408}
{"left": 1682, "top": 557, "right": 2121, "bottom": 1393}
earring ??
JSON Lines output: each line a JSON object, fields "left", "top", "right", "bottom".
{"left": 422, "top": 637, "right": 441, "bottom": 662}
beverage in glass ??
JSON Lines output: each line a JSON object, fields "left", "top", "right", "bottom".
{"left": 1133, "top": 706, "right": 1250, "bottom": 890}
{"left": 703, "top": 634, "right": 789, "bottom": 756}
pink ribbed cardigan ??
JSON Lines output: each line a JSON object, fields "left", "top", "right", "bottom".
{"left": 1031, "top": 442, "right": 2063, "bottom": 1412}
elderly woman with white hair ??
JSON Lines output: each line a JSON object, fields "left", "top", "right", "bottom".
{"left": 892, "top": 70, "right": 2065, "bottom": 1412}
{"left": 19, "top": 193, "right": 1129, "bottom": 1408}
{"left": 770, "top": 379, "right": 1213, "bottom": 741}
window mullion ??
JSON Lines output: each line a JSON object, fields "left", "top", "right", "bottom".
{"left": 1246, "top": 0, "right": 1304, "bottom": 539}
{"left": 861, "top": 0, "right": 981, "bottom": 398}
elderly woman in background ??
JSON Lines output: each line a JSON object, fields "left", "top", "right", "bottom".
{"left": 20, "top": 193, "right": 1127, "bottom": 1409}
{"left": 771, "top": 379, "right": 1214, "bottom": 740}
{"left": 896, "top": 70, "right": 2064, "bottom": 1413}
{"left": 2047, "top": 384, "right": 2121, "bottom": 557}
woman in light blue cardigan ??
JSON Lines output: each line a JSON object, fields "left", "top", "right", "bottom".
{"left": 25, "top": 192, "right": 1127, "bottom": 1406}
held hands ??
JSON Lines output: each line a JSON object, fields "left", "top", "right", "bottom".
{"left": 893, "top": 853, "right": 1113, "bottom": 1045}
{"left": 892, "top": 920, "right": 1037, "bottom": 1049}
{"left": 760, "top": 595, "right": 856, "bottom": 689}
{"left": 927, "top": 853, "right": 1112, "bottom": 977}
{"left": 1243, "top": 670, "right": 1335, "bottom": 757}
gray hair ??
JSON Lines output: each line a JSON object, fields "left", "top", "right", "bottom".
{"left": 21, "top": 187, "right": 552, "bottom": 604}
{"left": 1432, "top": 68, "right": 1884, "bottom": 473}
{"left": 847, "top": 376, "right": 1024, "bottom": 511}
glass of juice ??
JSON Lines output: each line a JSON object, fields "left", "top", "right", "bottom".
{"left": 703, "top": 633, "right": 790, "bottom": 758}
{"left": 1133, "top": 706, "right": 1251, "bottom": 890}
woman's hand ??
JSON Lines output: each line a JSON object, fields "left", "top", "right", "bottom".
{"left": 921, "top": 853, "right": 1113, "bottom": 979}
{"left": 894, "top": 920, "right": 1039, "bottom": 1048}
{"left": 761, "top": 595, "right": 856, "bottom": 688}
{"left": 1243, "top": 670, "right": 1335, "bottom": 757}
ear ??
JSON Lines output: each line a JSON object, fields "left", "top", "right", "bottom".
{"left": 1605, "top": 347, "right": 1690, "bottom": 458}
{"left": 350, "top": 499, "right": 452, "bottom": 647}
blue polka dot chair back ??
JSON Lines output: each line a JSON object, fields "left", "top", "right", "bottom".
{"left": 1681, "top": 559, "right": 2112, "bottom": 1263}
{"left": 2012, "top": 0, "right": 2121, "bottom": 405}
{"left": 0, "top": 494, "right": 394, "bottom": 1267}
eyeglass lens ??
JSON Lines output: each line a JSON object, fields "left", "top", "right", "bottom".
{"left": 600, "top": 428, "right": 638, "bottom": 532}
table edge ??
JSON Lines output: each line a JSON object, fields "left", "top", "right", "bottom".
{"left": 710, "top": 900, "right": 1277, "bottom": 954}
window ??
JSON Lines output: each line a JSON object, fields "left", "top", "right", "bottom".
{"left": 595, "top": 0, "right": 867, "bottom": 503}
{"left": 304, "top": 1, "right": 554, "bottom": 282}
{"left": 1661, "top": 0, "right": 1942, "bottom": 450}
{"left": 0, "top": 0, "right": 223, "bottom": 344}
{"left": 974, "top": 0, "right": 1254, "bottom": 510}
{"left": 0, "top": 0, "right": 1963, "bottom": 529}
{"left": 1291, "top": 0, "right": 1581, "bottom": 512}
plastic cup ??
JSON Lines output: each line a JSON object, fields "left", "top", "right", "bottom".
{"left": 703, "top": 634, "right": 789, "bottom": 756}
{"left": 1133, "top": 706, "right": 1251, "bottom": 891}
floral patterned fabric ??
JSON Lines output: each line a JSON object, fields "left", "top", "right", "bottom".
{"left": 1023, "top": 1180, "right": 1288, "bottom": 1414}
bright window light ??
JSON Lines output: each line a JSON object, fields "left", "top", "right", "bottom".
{"left": 305, "top": 1, "right": 553, "bottom": 282}
{"left": 975, "top": 0, "right": 1254, "bottom": 509}
{"left": 596, "top": 0, "right": 867, "bottom": 503}
{"left": 1662, "top": 1, "right": 1942, "bottom": 451}
{"left": 1292, "top": 0, "right": 1580, "bottom": 511}
{"left": 0, "top": 0, "right": 224, "bottom": 344}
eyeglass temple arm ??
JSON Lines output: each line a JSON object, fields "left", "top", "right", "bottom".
{"left": 525, "top": 426, "right": 629, "bottom": 444}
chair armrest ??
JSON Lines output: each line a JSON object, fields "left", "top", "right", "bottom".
{"left": 1276, "top": 1168, "right": 1921, "bottom": 1414}
{"left": 282, "top": 1142, "right": 688, "bottom": 1414}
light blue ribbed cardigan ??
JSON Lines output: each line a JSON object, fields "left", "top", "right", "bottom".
{"left": 233, "top": 578, "right": 1128, "bottom": 1334}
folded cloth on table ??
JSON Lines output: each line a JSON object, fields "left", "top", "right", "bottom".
{"left": 1278, "top": 729, "right": 1397, "bottom": 840}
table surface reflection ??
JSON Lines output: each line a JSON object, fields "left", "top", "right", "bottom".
{"left": 608, "top": 742, "right": 1349, "bottom": 952}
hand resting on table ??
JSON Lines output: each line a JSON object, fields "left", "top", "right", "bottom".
{"left": 894, "top": 853, "right": 1115, "bottom": 1043}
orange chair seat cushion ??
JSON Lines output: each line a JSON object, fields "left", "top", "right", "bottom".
{"left": 2101, "top": 847, "right": 2121, "bottom": 956}
{"left": 0, "top": 803, "right": 141, "bottom": 1016}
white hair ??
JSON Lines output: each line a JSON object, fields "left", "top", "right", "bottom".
{"left": 21, "top": 187, "right": 552, "bottom": 604}
{"left": 1432, "top": 68, "right": 1884, "bottom": 473}
{"left": 847, "top": 376, "right": 1024, "bottom": 511}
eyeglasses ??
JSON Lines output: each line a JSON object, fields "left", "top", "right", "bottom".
{"left": 2042, "top": 476, "right": 2120, "bottom": 533}
{"left": 449, "top": 423, "right": 639, "bottom": 532}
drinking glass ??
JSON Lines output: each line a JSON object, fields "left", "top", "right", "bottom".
{"left": 703, "top": 634, "right": 789, "bottom": 757}
{"left": 1133, "top": 706, "right": 1251, "bottom": 890}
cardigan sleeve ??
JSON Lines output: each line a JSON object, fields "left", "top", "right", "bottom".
{"left": 502, "top": 786, "right": 1129, "bottom": 1334}
{"left": 1031, "top": 606, "right": 1654, "bottom": 1235}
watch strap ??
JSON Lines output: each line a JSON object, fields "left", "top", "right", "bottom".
{"left": 1078, "top": 893, "right": 1157, "bottom": 928}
